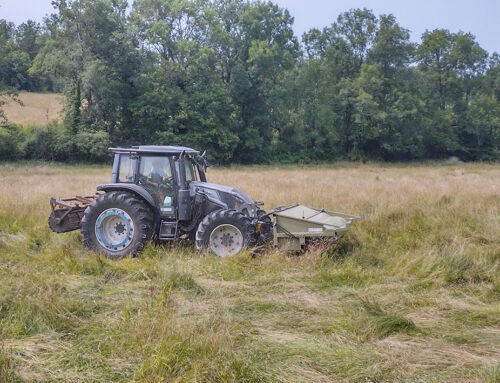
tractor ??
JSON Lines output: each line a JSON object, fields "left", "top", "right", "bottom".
{"left": 49, "top": 146, "right": 361, "bottom": 258}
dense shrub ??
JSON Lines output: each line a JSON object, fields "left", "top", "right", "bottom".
{"left": 0, "top": 123, "right": 112, "bottom": 163}
{"left": 0, "top": 124, "right": 24, "bottom": 160}
{"left": 74, "top": 130, "right": 111, "bottom": 162}
{"left": 22, "top": 125, "right": 58, "bottom": 160}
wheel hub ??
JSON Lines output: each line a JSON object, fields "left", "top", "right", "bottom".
{"left": 95, "top": 208, "right": 135, "bottom": 251}
{"left": 209, "top": 224, "right": 243, "bottom": 257}
{"left": 114, "top": 222, "right": 126, "bottom": 235}
{"left": 220, "top": 232, "right": 234, "bottom": 246}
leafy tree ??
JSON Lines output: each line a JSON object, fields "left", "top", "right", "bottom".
{"left": 328, "top": 8, "right": 377, "bottom": 70}
{"left": 417, "top": 29, "right": 456, "bottom": 111}
{"left": 2, "top": 3, "right": 499, "bottom": 163}
{"left": 32, "top": 0, "right": 141, "bottom": 148}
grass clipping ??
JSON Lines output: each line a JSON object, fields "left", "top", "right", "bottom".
{"left": 360, "top": 298, "right": 418, "bottom": 339}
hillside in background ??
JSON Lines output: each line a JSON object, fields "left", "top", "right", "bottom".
{"left": 3, "top": 92, "right": 63, "bottom": 125}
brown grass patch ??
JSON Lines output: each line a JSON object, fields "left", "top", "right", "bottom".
{"left": 3, "top": 92, "right": 63, "bottom": 125}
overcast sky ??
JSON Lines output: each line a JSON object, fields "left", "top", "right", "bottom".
{"left": 1, "top": 0, "right": 499, "bottom": 53}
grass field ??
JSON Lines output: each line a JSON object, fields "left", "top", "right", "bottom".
{"left": 3, "top": 92, "right": 63, "bottom": 125}
{"left": 0, "top": 163, "right": 499, "bottom": 382}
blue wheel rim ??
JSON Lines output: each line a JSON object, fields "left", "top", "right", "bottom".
{"left": 95, "top": 208, "right": 134, "bottom": 251}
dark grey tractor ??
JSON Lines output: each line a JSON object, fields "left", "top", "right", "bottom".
{"left": 49, "top": 146, "right": 361, "bottom": 258}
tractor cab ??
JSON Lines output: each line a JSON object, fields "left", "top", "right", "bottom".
{"left": 108, "top": 146, "right": 205, "bottom": 220}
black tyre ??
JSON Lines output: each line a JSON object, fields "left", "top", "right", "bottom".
{"left": 195, "top": 209, "right": 256, "bottom": 256}
{"left": 81, "top": 191, "right": 154, "bottom": 259}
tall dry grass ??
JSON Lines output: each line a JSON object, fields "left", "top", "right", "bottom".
{"left": 3, "top": 92, "right": 63, "bottom": 125}
{"left": 0, "top": 162, "right": 498, "bottom": 382}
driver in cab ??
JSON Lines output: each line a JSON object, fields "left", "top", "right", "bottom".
{"left": 146, "top": 158, "right": 167, "bottom": 187}
{"left": 145, "top": 158, "right": 172, "bottom": 206}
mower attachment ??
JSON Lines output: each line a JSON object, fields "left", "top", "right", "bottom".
{"left": 49, "top": 195, "right": 99, "bottom": 233}
{"left": 271, "top": 204, "right": 363, "bottom": 251}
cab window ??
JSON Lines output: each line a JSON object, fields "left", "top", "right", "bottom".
{"left": 118, "top": 154, "right": 136, "bottom": 183}
{"left": 185, "top": 159, "right": 196, "bottom": 181}
{"left": 139, "top": 156, "right": 172, "bottom": 181}
{"left": 175, "top": 159, "right": 197, "bottom": 183}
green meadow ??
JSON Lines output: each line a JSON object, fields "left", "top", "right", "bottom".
{"left": 0, "top": 163, "right": 498, "bottom": 382}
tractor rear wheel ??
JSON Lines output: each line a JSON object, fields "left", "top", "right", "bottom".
{"left": 195, "top": 209, "right": 256, "bottom": 256}
{"left": 81, "top": 191, "right": 154, "bottom": 258}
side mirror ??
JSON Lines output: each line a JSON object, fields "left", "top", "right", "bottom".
{"left": 195, "top": 150, "right": 209, "bottom": 172}
{"left": 195, "top": 151, "right": 208, "bottom": 182}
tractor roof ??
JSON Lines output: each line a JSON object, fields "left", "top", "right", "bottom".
{"left": 109, "top": 145, "right": 199, "bottom": 155}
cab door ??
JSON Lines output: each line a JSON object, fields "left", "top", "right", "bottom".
{"left": 138, "top": 156, "right": 176, "bottom": 218}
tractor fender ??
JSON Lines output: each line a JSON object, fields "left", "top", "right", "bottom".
{"left": 96, "top": 184, "right": 156, "bottom": 210}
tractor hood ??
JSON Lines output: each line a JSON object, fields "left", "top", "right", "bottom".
{"left": 190, "top": 181, "right": 257, "bottom": 217}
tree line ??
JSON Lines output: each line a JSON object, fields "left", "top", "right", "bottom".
{"left": 1, "top": 0, "right": 499, "bottom": 163}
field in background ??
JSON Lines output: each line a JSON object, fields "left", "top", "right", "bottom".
{"left": 0, "top": 163, "right": 499, "bottom": 382}
{"left": 3, "top": 92, "right": 63, "bottom": 125}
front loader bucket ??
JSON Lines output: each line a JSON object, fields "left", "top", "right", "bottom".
{"left": 272, "top": 204, "right": 362, "bottom": 251}
{"left": 48, "top": 195, "right": 99, "bottom": 233}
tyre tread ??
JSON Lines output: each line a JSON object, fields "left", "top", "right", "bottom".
{"left": 81, "top": 191, "right": 154, "bottom": 258}
{"left": 195, "top": 209, "right": 256, "bottom": 254}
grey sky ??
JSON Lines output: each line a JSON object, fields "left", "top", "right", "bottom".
{"left": 1, "top": 0, "right": 499, "bottom": 53}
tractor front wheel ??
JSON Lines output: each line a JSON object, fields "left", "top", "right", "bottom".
{"left": 195, "top": 210, "right": 256, "bottom": 256}
{"left": 81, "top": 191, "right": 154, "bottom": 258}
